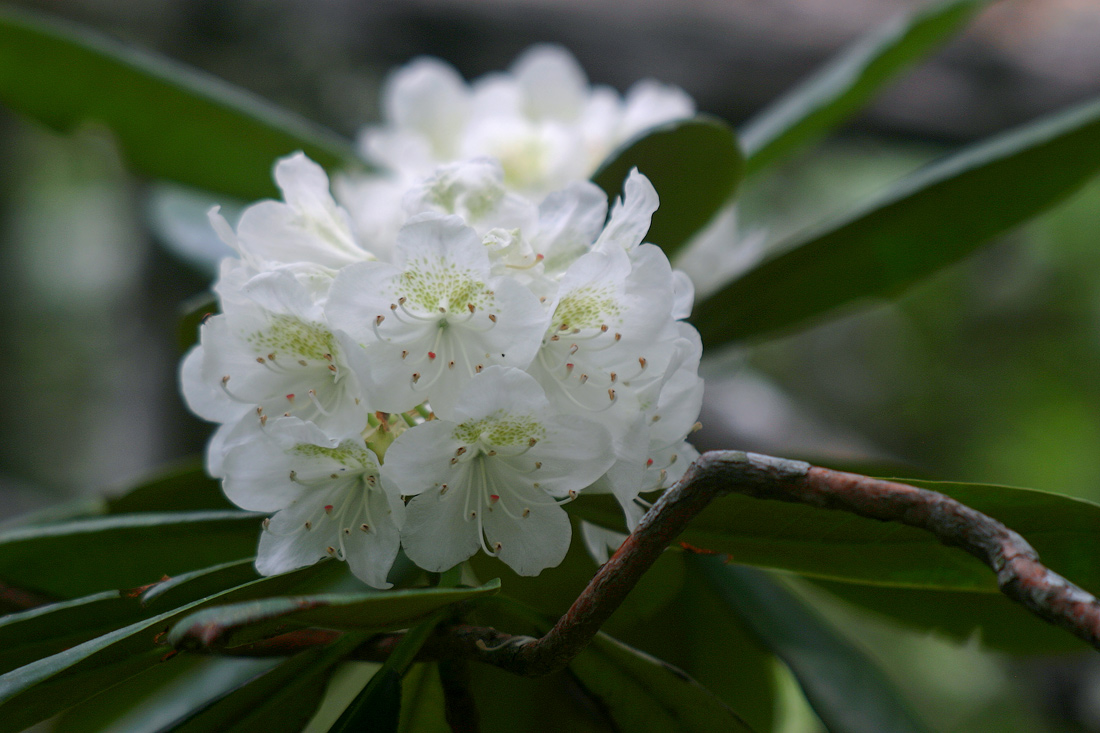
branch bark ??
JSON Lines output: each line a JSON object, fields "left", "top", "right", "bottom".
{"left": 210, "top": 451, "right": 1100, "bottom": 673}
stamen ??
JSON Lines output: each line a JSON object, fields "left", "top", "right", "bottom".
{"left": 608, "top": 388, "right": 616, "bottom": 401}
{"left": 324, "top": 505, "right": 334, "bottom": 514}
{"left": 488, "top": 314, "right": 497, "bottom": 323}
{"left": 360, "top": 523, "right": 370, "bottom": 532}
{"left": 304, "top": 521, "right": 312, "bottom": 530}
{"left": 307, "top": 389, "right": 332, "bottom": 416}
{"left": 468, "top": 303, "right": 476, "bottom": 313}
{"left": 522, "top": 509, "right": 531, "bottom": 518}
{"left": 286, "top": 394, "right": 295, "bottom": 401}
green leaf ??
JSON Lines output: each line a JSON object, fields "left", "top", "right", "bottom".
{"left": 55, "top": 656, "right": 280, "bottom": 733}
{"left": 0, "top": 511, "right": 260, "bottom": 598}
{"left": 168, "top": 580, "right": 501, "bottom": 651}
{"left": 568, "top": 632, "right": 755, "bottom": 733}
{"left": 0, "top": 560, "right": 259, "bottom": 677}
{"left": 695, "top": 95, "right": 1100, "bottom": 346}
{"left": 0, "top": 565, "right": 333, "bottom": 733}
{"left": 106, "top": 460, "right": 233, "bottom": 515}
{"left": 592, "top": 116, "right": 743, "bottom": 256}
{"left": 699, "top": 560, "right": 934, "bottom": 733}
{"left": 567, "top": 479, "right": 1100, "bottom": 592}
{"left": 164, "top": 636, "right": 366, "bottom": 733}
{"left": 806, "top": 578, "right": 1089, "bottom": 655}
{"left": 398, "top": 664, "right": 449, "bottom": 733}
{"left": 740, "top": 0, "right": 989, "bottom": 174}
{"left": 328, "top": 612, "right": 446, "bottom": 733}
{"left": 0, "top": 6, "right": 359, "bottom": 200}
{"left": 0, "top": 592, "right": 142, "bottom": 676}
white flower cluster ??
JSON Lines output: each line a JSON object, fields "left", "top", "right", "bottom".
{"left": 181, "top": 46, "right": 704, "bottom": 587}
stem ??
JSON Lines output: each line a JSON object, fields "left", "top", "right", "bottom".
{"left": 203, "top": 451, "right": 1100, "bottom": 674}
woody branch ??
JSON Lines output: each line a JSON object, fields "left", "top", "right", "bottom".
{"left": 201, "top": 451, "right": 1100, "bottom": 673}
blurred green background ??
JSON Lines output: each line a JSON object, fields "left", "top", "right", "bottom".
{"left": 3, "top": 1, "right": 1100, "bottom": 730}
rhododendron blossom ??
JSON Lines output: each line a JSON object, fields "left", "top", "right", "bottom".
{"left": 180, "top": 45, "right": 705, "bottom": 584}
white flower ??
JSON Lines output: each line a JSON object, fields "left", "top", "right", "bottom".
{"left": 188, "top": 267, "right": 367, "bottom": 438}
{"left": 384, "top": 367, "right": 614, "bottom": 575}
{"left": 211, "top": 153, "right": 371, "bottom": 272}
{"left": 356, "top": 45, "right": 694, "bottom": 197}
{"left": 592, "top": 168, "right": 660, "bottom": 257}
{"left": 402, "top": 158, "right": 537, "bottom": 236}
{"left": 325, "top": 214, "right": 548, "bottom": 414}
{"left": 222, "top": 417, "right": 403, "bottom": 588}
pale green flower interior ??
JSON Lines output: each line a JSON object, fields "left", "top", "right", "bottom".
{"left": 291, "top": 440, "right": 375, "bottom": 469}
{"left": 400, "top": 259, "right": 490, "bottom": 311}
{"left": 247, "top": 314, "right": 337, "bottom": 360}
{"left": 453, "top": 412, "right": 547, "bottom": 447}
{"left": 427, "top": 179, "right": 501, "bottom": 220}
{"left": 553, "top": 285, "right": 621, "bottom": 330}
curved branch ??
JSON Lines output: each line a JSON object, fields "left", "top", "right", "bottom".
{"left": 208, "top": 451, "right": 1100, "bottom": 673}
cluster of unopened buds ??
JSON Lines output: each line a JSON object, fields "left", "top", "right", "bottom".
{"left": 182, "top": 45, "right": 705, "bottom": 587}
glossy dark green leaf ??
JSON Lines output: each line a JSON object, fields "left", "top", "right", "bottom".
{"left": 568, "top": 478, "right": 1100, "bottom": 592}
{"left": 696, "top": 95, "right": 1100, "bottom": 346}
{"left": 140, "top": 559, "right": 260, "bottom": 612}
{"left": 55, "top": 656, "right": 280, "bottom": 733}
{"left": 0, "top": 592, "right": 140, "bottom": 676}
{"left": 398, "top": 664, "right": 449, "bottom": 733}
{"left": 106, "top": 460, "right": 232, "bottom": 515}
{"left": 164, "top": 635, "right": 365, "bottom": 733}
{"left": 169, "top": 580, "right": 500, "bottom": 651}
{"left": 592, "top": 116, "right": 743, "bottom": 256}
{"left": 740, "top": 0, "right": 989, "bottom": 174}
{"left": 699, "top": 560, "right": 933, "bottom": 733}
{"left": 0, "top": 565, "right": 332, "bottom": 733}
{"left": 568, "top": 632, "right": 754, "bottom": 733}
{"left": 328, "top": 612, "right": 445, "bottom": 733}
{"left": 0, "top": 511, "right": 260, "bottom": 598}
{"left": 807, "top": 578, "right": 1089, "bottom": 655}
{"left": 0, "top": 7, "right": 359, "bottom": 200}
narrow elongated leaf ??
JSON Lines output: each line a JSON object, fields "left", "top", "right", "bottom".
{"left": 0, "top": 511, "right": 260, "bottom": 598}
{"left": 0, "top": 565, "right": 330, "bottom": 733}
{"left": 169, "top": 580, "right": 501, "bottom": 651}
{"left": 106, "top": 460, "right": 231, "bottom": 514}
{"left": 567, "top": 479, "right": 1100, "bottom": 592}
{"left": 696, "top": 95, "right": 1100, "bottom": 346}
{"left": 55, "top": 656, "right": 279, "bottom": 733}
{"left": 699, "top": 560, "right": 934, "bottom": 733}
{"left": 0, "top": 592, "right": 141, "bottom": 675}
{"left": 328, "top": 612, "right": 446, "bottom": 733}
{"left": 0, "top": 7, "right": 359, "bottom": 200}
{"left": 568, "top": 632, "right": 754, "bottom": 733}
{"left": 0, "top": 561, "right": 261, "bottom": 677}
{"left": 164, "top": 635, "right": 366, "bottom": 733}
{"left": 741, "top": 0, "right": 989, "bottom": 174}
{"left": 592, "top": 116, "right": 743, "bottom": 256}
{"left": 398, "top": 664, "right": 449, "bottom": 733}
{"left": 807, "top": 578, "right": 1089, "bottom": 655}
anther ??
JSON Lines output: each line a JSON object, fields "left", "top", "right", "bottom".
{"left": 646, "top": 458, "right": 654, "bottom": 467}
{"left": 475, "top": 364, "right": 484, "bottom": 373}
{"left": 455, "top": 447, "right": 467, "bottom": 457}
{"left": 440, "top": 483, "right": 449, "bottom": 495}
{"left": 360, "top": 523, "right": 370, "bottom": 532}
{"left": 569, "top": 344, "right": 579, "bottom": 355}
{"left": 259, "top": 414, "right": 268, "bottom": 426}
{"left": 600, "top": 324, "right": 609, "bottom": 332}
{"left": 638, "top": 357, "right": 647, "bottom": 370}
{"left": 256, "top": 356, "right": 266, "bottom": 364}
{"left": 262, "top": 517, "right": 271, "bottom": 530}
{"left": 489, "top": 494, "right": 500, "bottom": 504}
{"left": 304, "top": 521, "right": 312, "bottom": 530}
{"left": 670, "top": 454, "right": 678, "bottom": 464}
{"left": 448, "top": 360, "right": 455, "bottom": 369}
{"left": 568, "top": 489, "right": 578, "bottom": 499}
{"left": 267, "top": 353, "right": 276, "bottom": 361}
{"left": 401, "top": 350, "right": 409, "bottom": 359}
{"left": 412, "top": 372, "right": 421, "bottom": 383}
{"left": 608, "top": 388, "right": 616, "bottom": 401}
{"left": 390, "top": 303, "right": 397, "bottom": 311}
{"left": 522, "top": 509, "right": 531, "bottom": 518}
{"left": 298, "top": 359, "right": 308, "bottom": 366}
{"left": 428, "top": 351, "right": 436, "bottom": 360}
{"left": 468, "top": 303, "right": 476, "bottom": 313}
{"left": 326, "top": 546, "right": 336, "bottom": 555}
{"left": 289, "top": 470, "right": 298, "bottom": 481}
{"left": 549, "top": 334, "right": 560, "bottom": 342}
{"left": 398, "top": 297, "right": 407, "bottom": 305}
{"left": 488, "top": 314, "right": 497, "bottom": 323}
{"left": 579, "top": 374, "right": 588, "bottom": 384}
{"left": 691, "top": 421, "right": 703, "bottom": 433}
{"left": 286, "top": 394, "right": 295, "bottom": 401}
{"left": 610, "top": 372, "right": 617, "bottom": 383}
{"left": 469, "top": 511, "right": 477, "bottom": 519}
{"left": 528, "top": 438, "right": 538, "bottom": 447}
{"left": 494, "top": 541, "right": 503, "bottom": 552}
{"left": 343, "top": 528, "right": 351, "bottom": 535}
{"left": 534, "top": 461, "right": 542, "bottom": 469}
{"left": 651, "top": 414, "right": 661, "bottom": 422}
{"left": 487, "top": 450, "right": 497, "bottom": 457}
{"left": 323, "top": 353, "right": 333, "bottom": 362}
{"left": 328, "top": 364, "right": 337, "bottom": 372}
{"left": 221, "top": 375, "right": 230, "bottom": 385}
{"left": 614, "top": 333, "right": 622, "bottom": 342}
